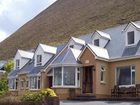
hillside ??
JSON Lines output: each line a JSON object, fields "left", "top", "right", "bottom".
{"left": 0, "top": 0, "right": 140, "bottom": 60}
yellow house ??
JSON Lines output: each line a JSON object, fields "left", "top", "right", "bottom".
{"left": 8, "top": 21, "right": 140, "bottom": 99}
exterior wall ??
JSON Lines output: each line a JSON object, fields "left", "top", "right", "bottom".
{"left": 52, "top": 88, "right": 81, "bottom": 100}
{"left": 41, "top": 71, "right": 49, "bottom": 89}
{"left": 18, "top": 74, "right": 28, "bottom": 96}
{"left": 109, "top": 58, "right": 140, "bottom": 90}
{"left": 95, "top": 60, "right": 110, "bottom": 97}
{"left": 80, "top": 48, "right": 96, "bottom": 95}
{"left": 79, "top": 48, "right": 110, "bottom": 98}
{"left": 34, "top": 45, "right": 53, "bottom": 67}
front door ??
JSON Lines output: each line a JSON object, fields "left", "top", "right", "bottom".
{"left": 82, "top": 66, "right": 93, "bottom": 93}
{"left": 48, "top": 76, "right": 53, "bottom": 88}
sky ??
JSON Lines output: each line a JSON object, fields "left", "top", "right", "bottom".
{"left": 0, "top": 0, "right": 57, "bottom": 42}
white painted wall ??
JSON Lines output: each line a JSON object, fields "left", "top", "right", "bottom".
{"left": 34, "top": 45, "right": 53, "bottom": 67}
{"left": 92, "top": 33, "right": 109, "bottom": 48}
{"left": 68, "top": 40, "right": 83, "bottom": 50}
{"left": 14, "top": 52, "right": 29, "bottom": 69}
{"left": 124, "top": 24, "right": 140, "bottom": 46}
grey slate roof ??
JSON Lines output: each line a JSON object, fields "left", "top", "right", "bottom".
{"left": 79, "top": 21, "right": 140, "bottom": 59}
{"left": 8, "top": 69, "right": 20, "bottom": 78}
{"left": 122, "top": 41, "right": 140, "bottom": 57}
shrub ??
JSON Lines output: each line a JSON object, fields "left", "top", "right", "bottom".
{"left": 21, "top": 88, "right": 57, "bottom": 102}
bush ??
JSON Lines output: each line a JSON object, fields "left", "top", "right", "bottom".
{"left": 21, "top": 88, "right": 57, "bottom": 102}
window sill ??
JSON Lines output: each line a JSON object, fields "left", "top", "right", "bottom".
{"left": 119, "top": 84, "right": 135, "bottom": 88}
{"left": 52, "top": 86, "right": 80, "bottom": 88}
{"left": 9, "top": 89, "right": 17, "bottom": 91}
{"left": 100, "top": 81, "right": 106, "bottom": 84}
{"left": 29, "top": 89, "right": 40, "bottom": 91}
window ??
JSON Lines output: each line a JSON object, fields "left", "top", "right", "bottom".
{"left": 36, "top": 55, "right": 42, "bottom": 66}
{"left": 116, "top": 65, "right": 135, "bottom": 86}
{"left": 9, "top": 78, "right": 18, "bottom": 90}
{"left": 127, "top": 31, "right": 134, "bottom": 45}
{"left": 100, "top": 66, "right": 106, "bottom": 82}
{"left": 69, "top": 45, "right": 74, "bottom": 48}
{"left": 77, "top": 68, "right": 80, "bottom": 87}
{"left": 29, "top": 76, "right": 41, "bottom": 89}
{"left": 94, "top": 39, "right": 99, "bottom": 46}
{"left": 63, "top": 67, "right": 75, "bottom": 86}
{"left": 54, "top": 67, "right": 62, "bottom": 86}
{"left": 16, "top": 59, "right": 20, "bottom": 69}
{"left": 26, "top": 80, "right": 29, "bottom": 88}
{"left": 53, "top": 67, "right": 80, "bottom": 87}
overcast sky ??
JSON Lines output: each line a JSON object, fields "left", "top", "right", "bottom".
{"left": 0, "top": 0, "right": 57, "bottom": 42}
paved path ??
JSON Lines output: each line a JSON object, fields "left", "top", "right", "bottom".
{"left": 60, "top": 101, "right": 140, "bottom": 105}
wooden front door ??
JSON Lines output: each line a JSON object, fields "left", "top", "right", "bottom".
{"left": 82, "top": 66, "right": 93, "bottom": 93}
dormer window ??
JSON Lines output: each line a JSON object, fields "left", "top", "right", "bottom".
{"left": 94, "top": 39, "right": 99, "bottom": 46}
{"left": 36, "top": 55, "right": 42, "bottom": 66}
{"left": 16, "top": 59, "right": 20, "bottom": 69}
{"left": 127, "top": 31, "right": 135, "bottom": 45}
{"left": 70, "top": 45, "right": 74, "bottom": 48}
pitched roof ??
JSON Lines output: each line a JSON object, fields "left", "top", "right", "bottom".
{"left": 8, "top": 69, "right": 20, "bottom": 78}
{"left": 71, "top": 37, "right": 85, "bottom": 45}
{"left": 39, "top": 44, "right": 57, "bottom": 54}
{"left": 0, "top": 60, "right": 6, "bottom": 69}
{"left": 87, "top": 44, "right": 109, "bottom": 59}
{"left": 96, "top": 30, "right": 111, "bottom": 40}
{"left": 52, "top": 48, "right": 81, "bottom": 65}
{"left": 18, "top": 50, "right": 34, "bottom": 59}
{"left": 123, "top": 22, "right": 140, "bottom": 32}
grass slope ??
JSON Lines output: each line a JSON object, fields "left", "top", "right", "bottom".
{"left": 0, "top": 0, "right": 140, "bottom": 59}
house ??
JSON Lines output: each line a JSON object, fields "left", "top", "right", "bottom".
{"left": 0, "top": 60, "right": 7, "bottom": 80}
{"left": 8, "top": 21, "right": 140, "bottom": 99}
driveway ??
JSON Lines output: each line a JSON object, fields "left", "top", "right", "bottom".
{"left": 60, "top": 101, "right": 140, "bottom": 105}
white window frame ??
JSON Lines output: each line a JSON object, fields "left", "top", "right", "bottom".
{"left": 115, "top": 65, "right": 135, "bottom": 87}
{"left": 94, "top": 39, "right": 100, "bottom": 46}
{"left": 36, "top": 55, "right": 42, "bottom": 66}
{"left": 26, "top": 79, "right": 29, "bottom": 89}
{"left": 53, "top": 66, "right": 80, "bottom": 88}
{"left": 9, "top": 78, "right": 18, "bottom": 90}
{"left": 100, "top": 65, "right": 106, "bottom": 84}
{"left": 29, "top": 76, "right": 41, "bottom": 90}
{"left": 16, "top": 59, "right": 20, "bottom": 69}
{"left": 126, "top": 31, "right": 135, "bottom": 46}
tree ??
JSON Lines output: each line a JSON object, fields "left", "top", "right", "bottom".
{"left": 4, "top": 60, "right": 14, "bottom": 74}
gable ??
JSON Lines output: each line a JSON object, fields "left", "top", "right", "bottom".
{"left": 79, "top": 47, "right": 96, "bottom": 66}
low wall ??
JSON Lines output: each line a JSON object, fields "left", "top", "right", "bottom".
{"left": 0, "top": 97, "right": 60, "bottom": 105}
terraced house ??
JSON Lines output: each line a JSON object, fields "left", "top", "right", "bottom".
{"left": 8, "top": 21, "right": 140, "bottom": 99}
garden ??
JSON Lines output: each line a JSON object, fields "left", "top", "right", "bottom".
{"left": 0, "top": 60, "right": 59, "bottom": 105}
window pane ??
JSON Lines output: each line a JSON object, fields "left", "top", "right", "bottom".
{"left": 54, "top": 67, "right": 62, "bottom": 86}
{"left": 38, "top": 77, "right": 40, "bottom": 89}
{"left": 16, "top": 59, "right": 20, "bottom": 69}
{"left": 117, "top": 66, "right": 131, "bottom": 85}
{"left": 94, "top": 39, "right": 99, "bottom": 46}
{"left": 101, "top": 71, "right": 104, "bottom": 81}
{"left": 63, "top": 67, "right": 75, "bottom": 86}
{"left": 37, "top": 55, "right": 42, "bottom": 65}
{"left": 127, "top": 31, "right": 134, "bottom": 45}
{"left": 132, "top": 71, "right": 135, "bottom": 84}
